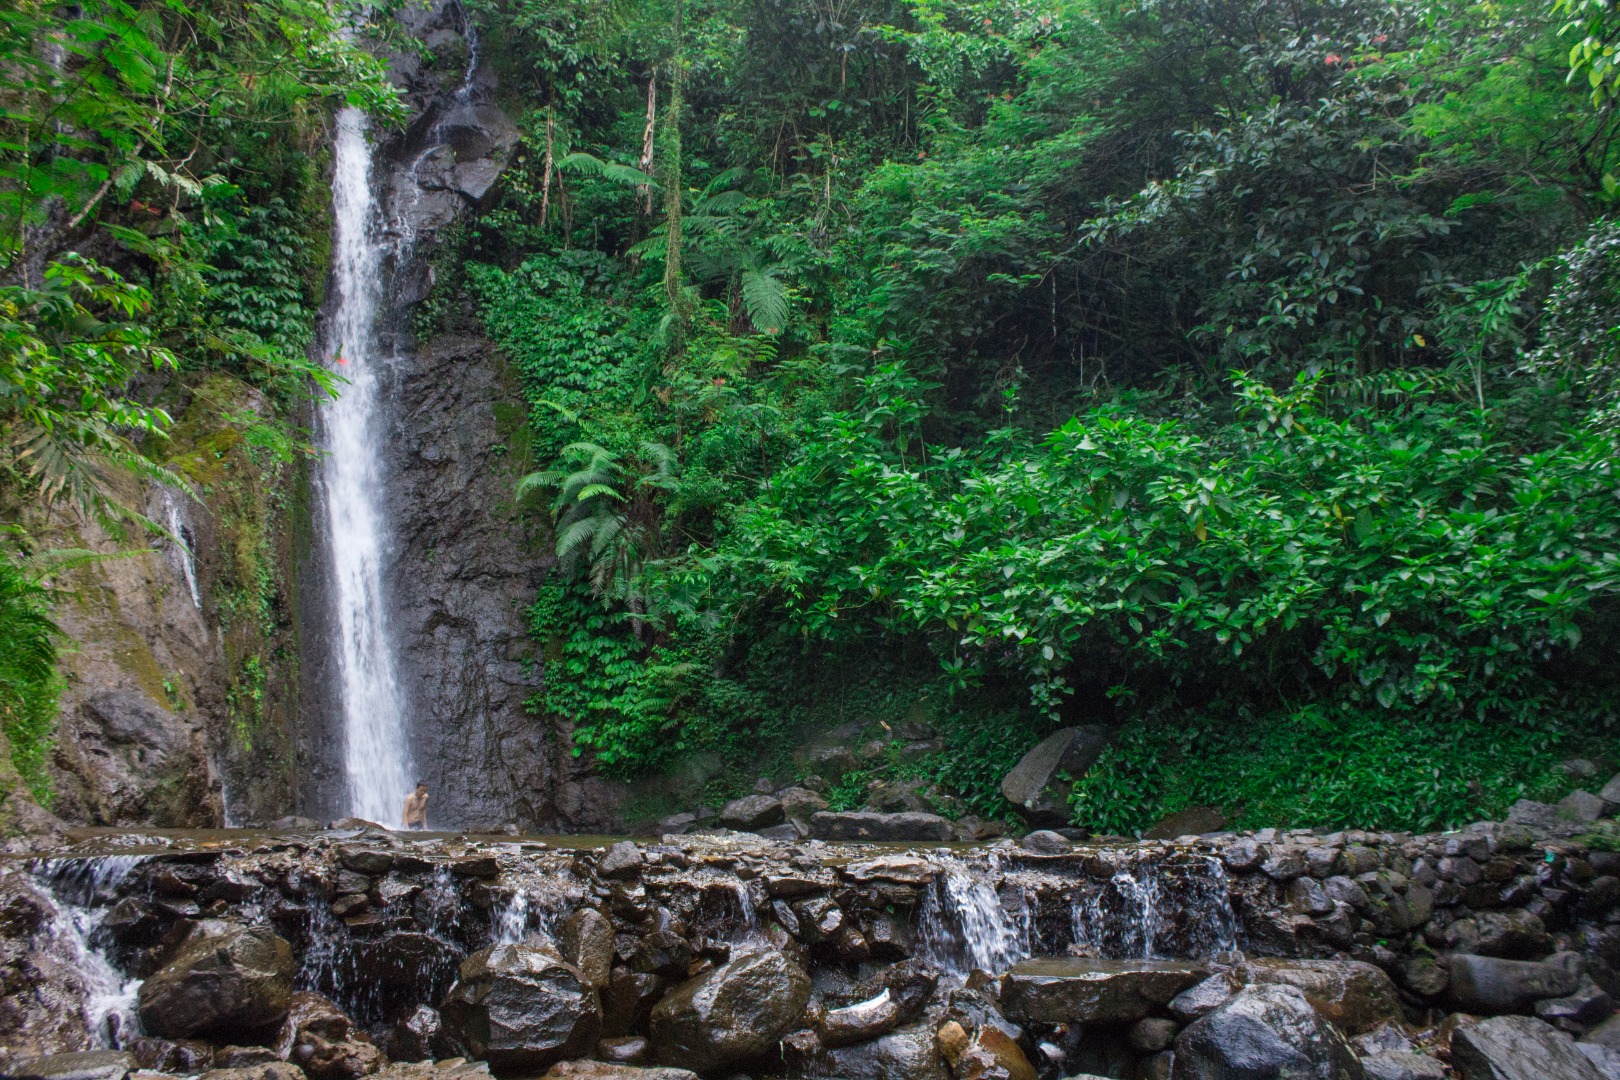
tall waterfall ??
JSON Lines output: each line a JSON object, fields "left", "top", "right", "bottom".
{"left": 317, "top": 107, "right": 413, "bottom": 826}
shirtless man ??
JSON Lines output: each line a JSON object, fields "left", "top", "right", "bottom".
{"left": 403, "top": 783, "right": 429, "bottom": 830}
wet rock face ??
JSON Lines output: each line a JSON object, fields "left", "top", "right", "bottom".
{"left": 137, "top": 923, "right": 295, "bottom": 1041}
{"left": 649, "top": 949, "right": 812, "bottom": 1073}
{"left": 1242, "top": 959, "right": 1401, "bottom": 1035}
{"left": 439, "top": 943, "right": 601, "bottom": 1076}
{"left": 1450, "top": 1015, "right": 1607, "bottom": 1080}
{"left": 999, "top": 726, "right": 1112, "bottom": 827}
{"left": 1171, "top": 985, "right": 1366, "bottom": 1080}
{"left": 1000, "top": 958, "right": 1208, "bottom": 1024}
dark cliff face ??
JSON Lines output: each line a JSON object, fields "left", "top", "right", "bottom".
{"left": 294, "top": 0, "right": 629, "bottom": 831}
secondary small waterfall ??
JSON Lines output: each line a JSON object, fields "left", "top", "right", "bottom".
{"left": 316, "top": 107, "right": 413, "bottom": 827}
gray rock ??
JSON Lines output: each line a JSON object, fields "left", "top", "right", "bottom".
{"left": 778, "top": 787, "right": 828, "bottom": 823}
{"left": 718, "top": 795, "right": 784, "bottom": 831}
{"left": 1170, "top": 985, "right": 1364, "bottom": 1080}
{"left": 1588, "top": 1014, "right": 1620, "bottom": 1049}
{"left": 1000, "top": 957, "right": 1207, "bottom": 1024}
{"left": 999, "top": 727, "right": 1112, "bottom": 826}
{"left": 1447, "top": 954, "right": 1581, "bottom": 1014}
{"left": 1143, "top": 806, "right": 1227, "bottom": 840}
{"left": 1130, "top": 1018, "right": 1181, "bottom": 1053}
{"left": 1559, "top": 791, "right": 1609, "bottom": 823}
{"left": 137, "top": 922, "right": 295, "bottom": 1040}
{"left": 785, "top": 1022, "right": 949, "bottom": 1080}
{"left": 1020, "top": 830, "right": 1072, "bottom": 854}
{"left": 1578, "top": 1043, "right": 1620, "bottom": 1080}
{"left": 754, "top": 823, "right": 802, "bottom": 842}
{"left": 199, "top": 1065, "right": 305, "bottom": 1080}
{"left": 649, "top": 948, "right": 811, "bottom": 1073}
{"left": 1169, "top": 974, "right": 1240, "bottom": 1022}
{"left": 1242, "top": 958, "right": 1401, "bottom": 1035}
{"left": 1223, "top": 839, "right": 1265, "bottom": 872}
{"left": 1359, "top": 1051, "right": 1446, "bottom": 1080}
{"left": 1536, "top": 978, "right": 1613, "bottom": 1026}
{"left": 439, "top": 942, "right": 601, "bottom": 1074}
{"left": 1451, "top": 1016, "right": 1606, "bottom": 1080}
{"left": 817, "top": 962, "right": 938, "bottom": 1048}
{"left": 5, "top": 1052, "right": 137, "bottom": 1080}
{"left": 657, "top": 813, "right": 696, "bottom": 836}
{"left": 809, "top": 811, "right": 953, "bottom": 841}
{"left": 1601, "top": 772, "right": 1620, "bottom": 809}
{"left": 542, "top": 1064, "right": 698, "bottom": 1080}
{"left": 561, "top": 908, "right": 615, "bottom": 990}
{"left": 386, "top": 1005, "right": 445, "bottom": 1062}
{"left": 598, "top": 842, "right": 643, "bottom": 880}
{"left": 808, "top": 746, "right": 859, "bottom": 781}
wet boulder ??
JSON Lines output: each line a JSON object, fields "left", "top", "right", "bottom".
{"left": 1447, "top": 954, "right": 1581, "bottom": 1014}
{"left": 999, "top": 726, "right": 1112, "bottom": 827}
{"left": 1451, "top": 1016, "right": 1607, "bottom": 1080}
{"left": 1171, "top": 985, "right": 1364, "bottom": 1080}
{"left": 439, "top": 942, "right": 601, "bottom": 1076}
{"left": 817, "top": 961, "right": 938, "bottom": 1048}
{"left": 543, "top": 1062, "right": 698, "bottom": 1080}
{"left": 137, "top": 923, "right": 295, "bottom": 1040}
{"left": 561, "top": 908, "right": 615, "bottom": 989}
{"left": 785, "top": 1023, "right": 949, "bottom": 1080}
{"left": 125, "top": 1037, "right": 213, "bottom": 1074}
{"left": 1000, "top": 958, "right": 1208, "bottom": 1024}
{"left": 649, "top": 948, "right": 811, "bottom": 1073}
{"left": 718, "top": 795, "right": 783, "bottom": 831}
{"left": 290, "top": 1035, "right": 385, "bottom": 1080}
{"left": 597, "top": 843, "right": 643, "bottom": 881}
{"left": 198, "top": 1065, "right": 305, "bottom": 1080}
{"left": 809, "top": 812, "right": 952, "bottom": 842}
{"left": 385, "top": 1006, "right": 446, "bottom": 1062}
{"left": 956, "top": 1025, "right": 1037, "bottom": 1080}
{"left": 1243, "top": 958, "right": 1402, "bottom": 1034}
{"left": 1359, "top": 1052, "right": 1447, "bottom": 1080}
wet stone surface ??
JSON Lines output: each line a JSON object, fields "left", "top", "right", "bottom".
{"left": 0, "top": 813, "right": 1617, "bottom": 1080}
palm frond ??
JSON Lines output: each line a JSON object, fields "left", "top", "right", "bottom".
{"left": 740, "top": 267, "right": 790, "bottom": 334}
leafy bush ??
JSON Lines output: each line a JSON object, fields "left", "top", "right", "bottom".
{"left": 0, "top": 555, "right": 58, "bottom": 804}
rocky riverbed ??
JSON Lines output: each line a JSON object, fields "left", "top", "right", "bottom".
{"left": 2, "top": 797, "right": 1619, "bottom": 1080}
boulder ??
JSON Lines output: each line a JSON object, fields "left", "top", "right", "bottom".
{"left": 198, "top": 1066, "right": 305, "bottom": 1080}
{"left": 1243, "top": 958, "right": 1402, "bottom": 1034}
{"left": 438, "top": 943, "right": 601, "bottom": 1075}
{"left": 785, "top": 1023, "right": 949, "bottom": 1080}
{"left": 1170, "top": 985, "right": 1364, "bottom": 1080}
{"left": 1447, "top": 954, "right": 1581, "bottom": 1014}
{"left": 1451, "top": 1015, "right": 1606, "bottom": 1080}
{"left": 1578, "top": 1043, "right": 1620, "bottom": 1080}
{"left": 276, "top": 991, "right": 360, "bottom": 1053}
{"left": 1169, "top": 973, "right": 1241, "bottom": 1022}
{"left": 718, "top": 795, "right": 784, "bottom": 831}
{"left": 543, "top": 1065, "right": 698, "bottom": 1080}
{"left": 561, "top": 909, "right": 615, "bottom": 990}
{"left": 809, "top": 812, "right": 953, "bottom": 842}
{"left": 214, "top": 1048, "right": 278, "bottom": 1068}
{"left": 137, "top": 923, "right": 295, "bottom": 1040}
{"left": 1535, "top": 979, "right": 1613, "bottom": 1026}
{"left": 1000, "top": 958, "right": 1207, "bottom": 1024}
{"left": 1559, "top": 791, "right": 1608, "bottom": 823}
{"left": 1144, "top": 806, "right": 1227, "bottom": 840}
{"left": 999, "top": 727, "right": 1112, "bottom": 826}
{"left": 956, "top": 1025, "right": 1036, "bottom": 1080}
{"left": 1130, "top": 1018, "right": 1181, "bottom": 1053}
{"left": 124, "top": 1038, "right": 213, "bottom": 1074}
{"left": 289, "top": 1034, "right": 385, "bottom": 1080}
{"left": 1359, "top": 1052, "right": 1447, "bottom": 1080}
{"left": 598, "top": 843, "right": 643, "bottom": 881}
{"left": 386, "top": 1006, "right": 445, "bottom": 1062}
{"left": 649, "top": 948, "right": 811, "bottom": 1073}
{"left": 594, "top": 1037, "right": 648, "bottom": 1065}
{"left": 1601, "top": 772, "right": 1620, "bottom": 810}
{"left": 779, "top": 787, "right": 829, "bottom": 823}
{"left": 4, "top": 1052, "right": 136, "bottom": 1080}
{"left": 1459, "top": 911, "right": 1552, "bottom": 959}
{"left": 807, "top": 746, "right": 859, "bottom": 781}
{"left": 1019, "top": 830, "right": 1071, "bottom": 854}
{"left": 1588, "top": 1013, "right": 1620, "bottom": 1049}
{"left": 818, "top": 961, "right": 938, "bottom": 1048}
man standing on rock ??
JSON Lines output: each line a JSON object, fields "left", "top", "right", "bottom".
{"left": 403, "top": 783, "right": 429, "bottom": 830}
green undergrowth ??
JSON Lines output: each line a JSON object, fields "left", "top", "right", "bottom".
{"left": 1072, "top": 704, "right": 1616, "bottom": 836}
{"left": 0, "top": 554, "right": 59, "bottom": 806}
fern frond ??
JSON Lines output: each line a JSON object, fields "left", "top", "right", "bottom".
{"left": 740, "top": 267, "right": 790, "bottom": 334}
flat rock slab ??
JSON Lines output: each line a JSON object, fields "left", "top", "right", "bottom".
{"left": 809, "top": 812, "right": 952, "bottom": 842}
{"left": 1000, "top": 958, "right": 1208, "bottom": 1024}
{"left": 6, "top": 1052, "right": 137, "bottom": 1080}
{"left": 544, "top": 1063, "right": 698, "bottom": 1080}
{"left": 1451, "top": 1016, "right": 1607, "bottom": 1080}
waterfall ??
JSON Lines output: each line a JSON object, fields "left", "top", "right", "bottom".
{"left": 316, "top": 107, "right": 414, "bottom": 827}
{"left": 918, "top": 859, "right": 1031, "bottom": 975}
{"left": 32, "top": 857, "right": 149, "bottom": 1047}
{"left": 159, "top": 487, "right": 202, "bottom": 610}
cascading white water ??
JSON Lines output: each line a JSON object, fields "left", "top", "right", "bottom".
{"left": 159, "top": 488, "right": 202, "bottom": 610}
{"left": 33, "top": 857, "right": 149, "bottom": 1047}
{"left": 319, "top": 107, "right": 413, "bottom": 827}
{"left": 918, "top": 860, "right": 1031, "bottom": 975}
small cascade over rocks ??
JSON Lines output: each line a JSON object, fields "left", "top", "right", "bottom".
{"left": 2, "top": 819, "right": 1617, "bottom": 1080}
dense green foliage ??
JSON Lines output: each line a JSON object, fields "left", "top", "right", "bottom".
{"left": 0, "top": 552, "right": 58, "bottom": 803}
{"left": 446, "top": 0, "right": 1620, "bottom": 831}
